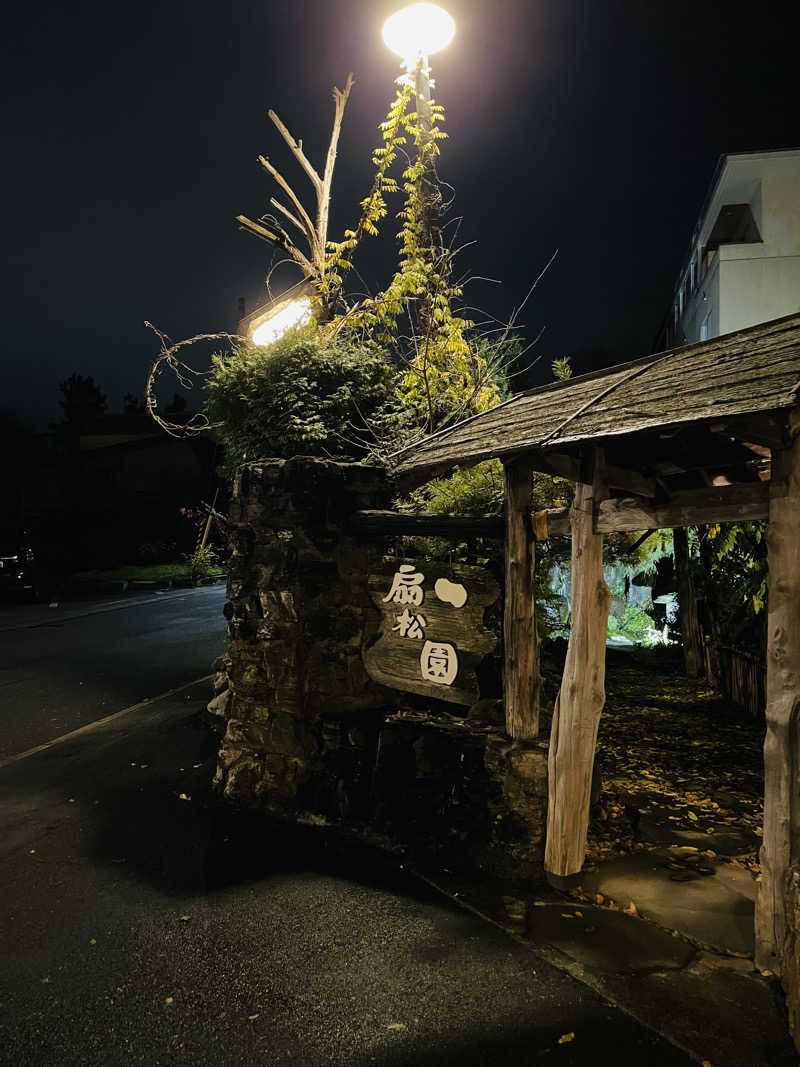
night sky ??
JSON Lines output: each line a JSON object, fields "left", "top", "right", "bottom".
{"left": 3, "top": 0, "right": 796, "bottom": 429}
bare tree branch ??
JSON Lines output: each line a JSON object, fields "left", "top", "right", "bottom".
{"left": 268, "top": 109, "right": 323, "bottom": 195}
{"left": 318, "top": 73, "right": 354, "bottom": 253}
{"left": 257, "top": 155, "right": 319, "bottom": 262}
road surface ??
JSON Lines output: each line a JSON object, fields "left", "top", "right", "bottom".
{"left": 0, "top": 677, "right": 695, "bottom": 1067}
{"left": 0, "top": 585, "right": 227, "bottom": 760}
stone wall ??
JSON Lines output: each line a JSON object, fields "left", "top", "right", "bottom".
{"left": 215, "top": 457, "right": 392, "bottom": 807}
{"left": 213, "top": 456, "right": 549, "bottom": 880}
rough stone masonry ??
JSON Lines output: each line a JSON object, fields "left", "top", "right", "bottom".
{"left": 213, "top": 456, "right": 549, "bottom": 879}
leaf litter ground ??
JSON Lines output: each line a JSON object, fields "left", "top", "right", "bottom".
{"left": 584, "top": 648, "right": 763, "bottom": 878}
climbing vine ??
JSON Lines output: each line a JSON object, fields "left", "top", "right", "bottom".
{"left": 328, "top": 72, "right": 499, "bottom": 434}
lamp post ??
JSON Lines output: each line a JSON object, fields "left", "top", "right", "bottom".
{"left": 382, "top": 3, "right": 455, "bottom": 132}
{"left": 382, "top": 3, "right": 455, "bottom": 329}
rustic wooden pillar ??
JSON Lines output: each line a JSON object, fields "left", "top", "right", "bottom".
{"left": 503, "top": 459, "right": 542, "bottom": 739}
{"left": 673, "top": 526, "right": 703, "bottom": 677}
{"left": 756, "top": 433, "right": 800, "bottom": 1007}
{"left": 545, "top": 453, "right": 610, "bottom": 885}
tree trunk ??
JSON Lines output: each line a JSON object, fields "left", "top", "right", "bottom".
{"left": 756, "top": 432, "right": 800, "bottom": 1051}
{"left": 545, "top": 472, "right": 610, "bottom": 884}
{"left": 673, "top": 526, "right": 703, "bottom": 677}
{"left": 503, "top": 460, "right": 541, "bottom": 739}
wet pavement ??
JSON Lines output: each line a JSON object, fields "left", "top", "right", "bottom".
{"left": 0, "top": 682, "right": 697, "bottom": 1066}
{"left": 0, "top": 585, "right": 227, "bottom": 759}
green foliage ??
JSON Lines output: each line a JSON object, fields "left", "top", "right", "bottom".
{"left": 408, "top": 461, "right": 505, "bottom": 516}
{"left": 322, "top": 77, "right": 415, "bottom": 301}
{"left": 205, "top": 324, "right": 399, "bottom": 471}
{"left": 333, "top": 76, "right": 500, "bottom": 435}
{"left": 551, "top": 357, "right": 572, "bottom": 382}
{"left": 187, "top": 545, "right": 217, "bottom": 583}
{"left": 697, "top": 522, "right": 768, "bottom": 650}
{"left": 619, "top": 604, "right": 654, "bottom": 643}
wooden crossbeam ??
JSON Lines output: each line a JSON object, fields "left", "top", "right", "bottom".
{"left": 525, "top": 452, "right": 657, "bottom": 499}
{"left": 351, "top": 482, "right": 769, "bottom": 542}
{"left": 350, "top": 510, "right": 504, "bottom": 538}
{"left": 540, "top": 482, "right": 769, "bottom": 537}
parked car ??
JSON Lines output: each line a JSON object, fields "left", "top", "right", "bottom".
{"left": 0, "top": 530, "right": 39, "bottom": 599}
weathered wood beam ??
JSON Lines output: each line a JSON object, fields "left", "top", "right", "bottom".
{"left": 756, "top": 433, "right": 800, "bottom": 1000}
{"left": 710, "top": 413, "right": 788, "bottom": 451}
{"left": 545, "top": 449, "right": 611, "bottom": 886}
{"left": 354, "top": 481, "right": 770, "bottom": 543}
{"left": 537, "top": 483, "right": 769, "bottom": 538}
{"left": 392, "top": 448, "right": 657, "bottom": 498}
{"left": 350, "top": 510, "right": 503, "bottom": 539}
{"left": 503, "top": 460, "right": 541, "bottom": 739}
{"left": 596, "top": 483, "right": 769, "bottom": 530}
{"left": 527, "top": 452, "right": 656, "bottom": 499}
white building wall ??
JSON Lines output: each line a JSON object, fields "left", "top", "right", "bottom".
{"left": 662, "top": 150, "right": 800, "bottom": 349}
{"left": 718, "top": 250, "right": 800, "bottom": 335}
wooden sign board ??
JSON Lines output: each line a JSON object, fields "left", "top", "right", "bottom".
{"left": 363, "top": 559, "right": 500, "bottom": 706}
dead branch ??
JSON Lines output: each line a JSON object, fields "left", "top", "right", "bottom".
{"left": 239, "top": 74, "right": 355, "bottom": 295}
{"left": 318, "top": 74, "right": 354, "bottom": 254}
{"left": 144, "top": 322, "right": 232, "bottom": 438}
{"left": 268, "top": 109, "right": 323, "bottom": 195}
{"left": 257, "top": 155, "right": 319, "bottom": 259}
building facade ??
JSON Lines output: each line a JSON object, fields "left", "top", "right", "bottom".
{"left": 656, "top": 149, "right": 800, "bottom": 351}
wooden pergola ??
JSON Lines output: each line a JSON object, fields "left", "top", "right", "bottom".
{"left": 389, "top": 312, "right": 800, "bottom": 1007}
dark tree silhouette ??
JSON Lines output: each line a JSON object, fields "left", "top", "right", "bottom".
{"left": 58, "top": 374, "right": 107, "bottom": 431}
{"left": 123, "top": 392, "right": 146, "bottom": 415}
{"left": 53, "top": 373, "right": 108, "bottom": 452}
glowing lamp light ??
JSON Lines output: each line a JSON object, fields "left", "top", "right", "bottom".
{"left": 382, "top": 3, "right": 455, "bottom": 64}
{"left": 250, "top": 296, "right": 312, "bottom": 346}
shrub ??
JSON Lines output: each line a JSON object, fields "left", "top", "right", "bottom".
{"left": 205, "top": 324, "right": 399, "bottom": 472}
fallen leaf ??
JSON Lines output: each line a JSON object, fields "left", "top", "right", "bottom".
{"left": 178, "top": 793, "right": 191, "bottom": 801}
{"left": 386, "top": 1022, "right": 407, "bottom": 1031}
{"left": 248, "top": 1014, "right": 259, "bottom": 1021}
{"left": 687, "top": 811, "right": 698, "bottom": 821}
{"left": 89, "top": 938, "right": 97, "bottom": 946}
{"left": 165, "top": 996, "right": 174, "bottom": 1005}
{"left": 624, "top": 901, "right": 638, "bottom": 917}
{"left": 594, "top": 893, "right": 604, "bottom": 905}
{"left": 558, "top": 1032, "right": 575, "bottom": 1044}
{"left": 179, "top": 915, "right": 191, "bottom": 922}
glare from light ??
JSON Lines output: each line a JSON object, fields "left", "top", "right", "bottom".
{"left": 250, "top": 297, "right": 313, "bottom": 346}
{"left": 382, "top": 3, "right": 455, "bottom": 64}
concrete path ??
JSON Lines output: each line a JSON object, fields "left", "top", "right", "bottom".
{"left": 580, "top": 847, "right": 757, "bottom": 956}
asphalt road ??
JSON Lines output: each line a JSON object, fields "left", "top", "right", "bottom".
{"left": 0, "top": 681, "right": 695, "bottom": 1067}
{"left": 0, "top": 586, "right": 228, "bottom": 760}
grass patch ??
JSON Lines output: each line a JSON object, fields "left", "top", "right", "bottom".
{"left": 70, "top": 563, "right": 226, "bottom": 584}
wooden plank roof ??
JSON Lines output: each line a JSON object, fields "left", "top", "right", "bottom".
{"left": 391, "top": 313, "right": 800, "bottom": 484}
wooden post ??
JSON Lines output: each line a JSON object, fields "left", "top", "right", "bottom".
{"left": 545, "top": 451, "right": 611, "bottom": 885}
{"left": 756, "top": 433, "right": 800, "bottom": 1008}
{"left": 673, "top": 526, "right": 703, "bottom": 677}
{"left": 503, "top": 460, "right": 541, "bottom": 738}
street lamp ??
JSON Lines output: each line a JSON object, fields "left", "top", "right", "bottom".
{"left": 238, "top": 279, "right": 314, "bottom": 348}
{"left": 382, "top": 3, "right": 455, "bottom": 68}
{"left": 382, "top": 3, "right": 455, "bottom": 128}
